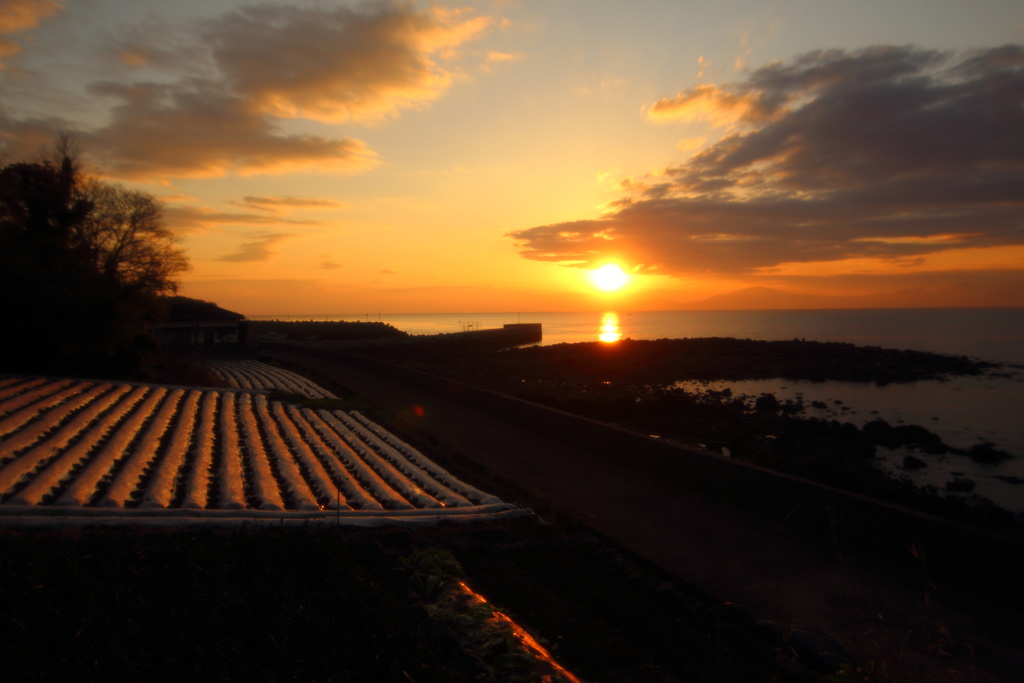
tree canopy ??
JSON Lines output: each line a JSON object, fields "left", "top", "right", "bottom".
{"left": 0, "top": 140, "right": 190, "bottom": 378}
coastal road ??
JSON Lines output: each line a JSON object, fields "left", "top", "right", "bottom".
{"left": 264, "top": 348, "right": 1024, "bottom": 681}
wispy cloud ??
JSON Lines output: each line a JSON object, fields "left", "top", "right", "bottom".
{"left": 482, "top": 50, "right": 521, "bottom": 72}
{"left": 509, "top": 45, "right": 1024, "bottom": 277}
{"left": 0, "top": 0, "right": 61, "bottom": 33}
{"left": 218, "top": 232, "right": 293, "bottom": 262}
{"left": 646, "top": 84, "right": 769, "bottom": 128}
{"left": 164, "top": 205, "right": 323, "bottom": 234}
{"left": 0, "top": 0, "right": 63, "bottom": 67}
{"left": 234, "top": 196, "right": 349, "bottom": 214}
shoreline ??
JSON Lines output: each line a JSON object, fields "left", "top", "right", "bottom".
{"left": 248, "top": 307, "right": 1024, "bottom": 364}
{"left": 326, "top": 336, "right": 1023, "bottom": 532}
{"left": 673, "top": 374, "right": 1024, "bottom": 514}
{"left": 259, "top": 343, "right": 1024, "bottom": 681}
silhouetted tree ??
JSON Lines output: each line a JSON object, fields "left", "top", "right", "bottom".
{"left": 0, "top": 137, "right": 189, "bottom": 377}
{"left": 78, "top": 180, "right": 190, "bottom": 296}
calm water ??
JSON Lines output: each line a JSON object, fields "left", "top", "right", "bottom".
{"left": 257, "top": 308, "right": 1024, "bottom": 513}
{"left": 267, "top": 308, "right": 1024, "bottom": 363}
{"left": 552, "top": 308, "right": 1024, "bottom": 364}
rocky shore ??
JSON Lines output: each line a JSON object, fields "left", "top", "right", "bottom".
{"left": 258, "top": 339, "right": 1024, "bottom": 681}
{"left": 350, "top": 337, "right": 1022, "bottom": 535}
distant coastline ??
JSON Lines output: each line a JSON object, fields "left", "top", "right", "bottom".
{"left": 249, "top": 307, "right": 1024, "bottom": 363}
{"left": 669, "top": 286, "right": 1024, "bottom": 310}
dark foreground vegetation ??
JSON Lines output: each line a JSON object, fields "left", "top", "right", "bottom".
{"left": 0, "top": 522, "right": 809, "bottom": 683}
{"left": 0, "top": 138, "right": 189, "bottom": 380}
{"left": 350, "top": 337, "right": 1022, "bottom": 536}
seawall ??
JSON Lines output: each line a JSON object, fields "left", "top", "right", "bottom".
{"left": 422, "top": 323, "right": 542, "bottom": 349}
{"left": 261, "top": 342, "right": 1024, "bottom": 607}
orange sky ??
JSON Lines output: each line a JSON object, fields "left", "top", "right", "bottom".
{"left": 3, "top": 0, "right": 1023, "bottom": 313}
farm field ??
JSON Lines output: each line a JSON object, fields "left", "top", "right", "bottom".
{"left": 0, "top": 362, "right": 522, "bottom": 526}
{"left": 0, "top": 360, "right": 790, "bottom": 682}
{"left": 4, "top": 357, "right": 1019, "bottom": 681}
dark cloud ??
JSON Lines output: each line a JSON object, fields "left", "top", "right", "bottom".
{"left": 203, "top": 3, "right": 491, "bottom": 122}
{"left": 0, "top": 107, "right": 73, "bottom": 159}
{"left": 82, "top": 80, "right": 375, "bottom": 179}
{"left": 510, "top": 45, "right": 1024, "bottom": 276}
{"left": 1, "top": 1, "right": 492, "bottom": 180}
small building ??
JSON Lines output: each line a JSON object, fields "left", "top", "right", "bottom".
{"left": 149, "top": 296, "right": 246, "bottom": 346}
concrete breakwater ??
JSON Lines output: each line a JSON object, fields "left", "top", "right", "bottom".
{"left": 422, "top": 323, "right": 543, "bottom": 349}
{"left": 248, "top": 320, "right": 542, "bottom": 350}
{"left": 367, "top": 322, "right": 542, "bottom": 351}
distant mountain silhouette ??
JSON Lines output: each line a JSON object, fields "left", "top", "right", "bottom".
{"left": 680, "top": 286, "right": 984, "bottom": 310}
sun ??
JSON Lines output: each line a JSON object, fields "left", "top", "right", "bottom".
{"left": 589, "top": 264, "right": 629, "bottom": 291}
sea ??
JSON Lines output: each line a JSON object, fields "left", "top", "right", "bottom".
{"left": 256, "top": 308, "right": 1024, "bottom": 515}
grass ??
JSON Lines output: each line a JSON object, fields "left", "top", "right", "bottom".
{"left": 0, "top": 527, "right": 478, "bottom": 681}
{"left": 0, "top": 522, "right": 807, "bottom": 682}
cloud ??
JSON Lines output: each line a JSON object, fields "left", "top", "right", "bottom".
{"left": 509, "top": 45, "right": 1024, "bottom": 277}
{"left": 0, "top": 0, "right": 63, "bottom": 67}
{"left": 218, "top": 232, "right": 293, "bottom": 262}
{"left": 0, "top": 107, "right": 73, "bottom": 158}
{"left": 235, "top": 196, "right": 349, "bottom": 214}
{"left": 646, "top": 84, "right": 768, "bottom": 127}
{"left": 202, "top": 2, "right": 492, "bottom": 123}
{"left": 695, "top": 56, "right": 709, "bottom": 80}
{"left": 116, "top": 50, "right": 147, "bottom": 68}
{"left": 482, "top": 50, "right": 521, "bottom": 72}
{"left": 1, "top": 1, "right": 494, "bottom": 180}
{"left": 164, "top": 204, "right": 322, "bottom": 234}
{"left": 0, "top": 0, "right": 62, "bottom": 33}
{"left": 82, "top": 80, "right": 377, "bottom": 180}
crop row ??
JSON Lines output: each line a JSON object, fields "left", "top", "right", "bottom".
{"left": 0, "top": 373, "right": 513, "bottom": 523}
{"left": 205, "top": 360, "right": 335, "bottom": 399}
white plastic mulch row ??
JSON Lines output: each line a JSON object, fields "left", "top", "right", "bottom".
{"left": 205, "top": 360, "right": 335, "bottom": 399}
{"left": 0, "top": 375, "right": 524, "bottom": 527}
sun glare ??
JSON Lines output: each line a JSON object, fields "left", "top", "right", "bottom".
{"left": 589, "top": 264, "right": 629, "bottom": 291}
{"left": 598, "top": 311, "right": 622, "bottom": 342}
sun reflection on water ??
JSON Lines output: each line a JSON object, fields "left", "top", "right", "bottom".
{"left": 598, "top": 312, "right": 622, "bottom": 342}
